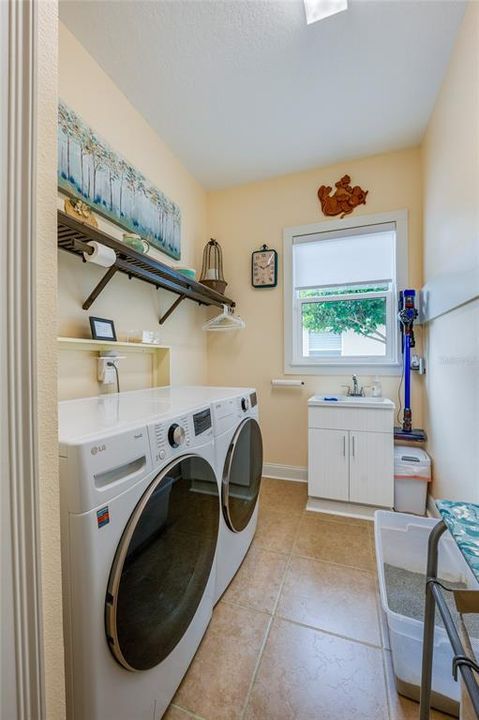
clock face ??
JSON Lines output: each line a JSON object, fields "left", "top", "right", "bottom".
{"left": 252, "top": 249, "right": 277, "bottom": 287}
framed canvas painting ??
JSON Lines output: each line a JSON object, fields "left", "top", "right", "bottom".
{"left": 58, "top": 100, "right": 181, "bottom": 260}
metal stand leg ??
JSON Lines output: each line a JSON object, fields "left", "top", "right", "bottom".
{"left": 419, "top": 520, "right": 447, "bottom": 720}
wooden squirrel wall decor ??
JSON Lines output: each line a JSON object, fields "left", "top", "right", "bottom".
{"left": 317, "top": 174, "right": 368, "bottom": 218}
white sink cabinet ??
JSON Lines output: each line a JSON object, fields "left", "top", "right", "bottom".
{"left": 308, "top": 395, "right": 394, "bottom": 510}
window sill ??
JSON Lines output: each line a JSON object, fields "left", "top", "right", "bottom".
{"left": 284, "top": 362, "right": 403, "bottom": 377}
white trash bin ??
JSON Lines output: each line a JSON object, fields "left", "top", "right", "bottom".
{"left": 375, "top": 510, "right": 479, "bottom": 717}
{"left": 394, "top": 446, "right": 431, "bottom": 515}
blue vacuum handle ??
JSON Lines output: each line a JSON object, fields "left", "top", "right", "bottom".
{"left": 403, "top": 333, "right": 412, "bottom": 431}
{"left": 399, "top": 290, "right": 416, "bottom": 433}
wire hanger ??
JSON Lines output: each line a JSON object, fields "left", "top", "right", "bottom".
{"left": 202, "top": 304, "right": 245, "bottom": 332}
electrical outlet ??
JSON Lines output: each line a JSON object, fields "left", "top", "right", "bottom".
{"left": 97, "top": 355, "right": 125, "bottom": 384}
{"left": 104, "top": 366, "right": 116, "bottom": 385}
{"left": 411, "top": 354, "right": 426, "bottom": 374}
{"left": 98, "top": 358, "right": 113, "bottom": 384}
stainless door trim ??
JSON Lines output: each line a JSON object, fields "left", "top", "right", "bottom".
{"left": 105, "top": 453, "right": 214, "bottom": 672}
{"left": 222, "top": 417, "right": 263, "bottom": 533}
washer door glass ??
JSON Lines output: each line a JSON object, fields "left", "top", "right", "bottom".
{"left": 105, "top": 454, "right": 219, "bottom": 671}
{"left": 222, "top": 418, "right": 263, "bottom": 533}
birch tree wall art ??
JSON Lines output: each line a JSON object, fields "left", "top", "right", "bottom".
{"left": 58, "top": 101, "right": 181, "bottom": 260}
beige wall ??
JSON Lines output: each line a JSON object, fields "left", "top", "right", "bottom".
{"left": 58, "top": 24, "right": 209, "bottom": 398}
{"left": 207, "top": 148, "right": 424, "bottom": 469}
{"left": 36, "top": 3, "right": 65, "bottom": 718}
{"left": 422, "top": 2, "right": 479, "bottom": 502}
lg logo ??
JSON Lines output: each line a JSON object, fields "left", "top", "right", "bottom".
{"left": 91, "top": 444, "right": 106, "bottom": 456}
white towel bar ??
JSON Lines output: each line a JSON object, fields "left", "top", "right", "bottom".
{"left": 271, "top": 379, "right": 304, "bottom": 387}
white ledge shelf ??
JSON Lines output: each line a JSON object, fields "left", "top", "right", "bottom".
{"left": 57, "top": 336, "right": 170, "bottom": 352}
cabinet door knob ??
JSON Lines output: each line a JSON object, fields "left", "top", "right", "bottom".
{"left": 343, "top": 435, "right": 346, "bottom": 457}
{"left": 351, "top": 435, "right": 355, "bottom": 457}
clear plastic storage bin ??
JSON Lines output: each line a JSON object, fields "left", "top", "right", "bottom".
{"left": 394, "top": 446, "right": 431, "bottom": 515}
{"left": 375, "top": 510, "right": 479, "bottom": 717}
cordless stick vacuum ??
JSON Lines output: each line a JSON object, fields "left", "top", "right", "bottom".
{"left": 395, "top": 289, "right": 427, "bottom": 442}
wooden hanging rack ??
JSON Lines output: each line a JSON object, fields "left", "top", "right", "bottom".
{"left": 57, "top": 210, "right": 235, "bottom": 324}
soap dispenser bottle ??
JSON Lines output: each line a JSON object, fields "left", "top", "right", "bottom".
{"left": 371, "top": 375, "right": 382, "bottom": 398}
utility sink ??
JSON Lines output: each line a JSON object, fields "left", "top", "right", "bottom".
{"left": 309, "top": 394, "right": 395, "bottom": 409}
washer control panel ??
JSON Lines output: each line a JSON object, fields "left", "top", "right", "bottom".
{"left": 148, "top": 407, "right": 212, "bottom": 465}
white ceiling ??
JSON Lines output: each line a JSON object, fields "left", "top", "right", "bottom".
{"left": 59, "top": 0, "right": 465, "bottom": 189}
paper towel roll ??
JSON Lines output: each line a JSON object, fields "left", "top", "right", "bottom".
{"left": 83, "top": 241, "right": 116, "bottom": 268}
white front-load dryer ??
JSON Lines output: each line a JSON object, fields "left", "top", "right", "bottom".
{"left": 59, "top": 395, "right": 219, "bottom": 720}
{"left": 211, "top": 390, "right": 263, "bottom": 602}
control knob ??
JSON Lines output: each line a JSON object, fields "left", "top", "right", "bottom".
{"left": 241, "top": 397, "right": 250, "bottom": 412}
{"left": 168, "top": 423, "right": 186, "bottom": 448}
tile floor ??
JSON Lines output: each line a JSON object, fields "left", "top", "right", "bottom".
{"left": 166, "top": 478, "right": 450, "bottom": 720}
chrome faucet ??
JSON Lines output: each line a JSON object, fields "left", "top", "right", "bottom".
{"left": 343, "top": 374, "right": 365, "bottom": 397}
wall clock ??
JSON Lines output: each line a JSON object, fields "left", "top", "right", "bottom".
{"left": 251, "top": 245, "right": 278, "bottom": 288}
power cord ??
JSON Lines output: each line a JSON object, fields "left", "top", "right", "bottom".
{"left": 107, "top": 361, "right": 120, "bottom": 394}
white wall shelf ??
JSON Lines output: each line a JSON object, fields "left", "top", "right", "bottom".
{"left": 58, "top": 336, "right": 170, "bottom": 352}
{"left": 420, "top": 265, "right": 479, "bottom": 323}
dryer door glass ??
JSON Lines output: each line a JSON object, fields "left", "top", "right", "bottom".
{"left": 222, "top": 418, "right": 263, "bottom": 533}
{"left": 105, "top": 454, "right": 219, "bottom": 671}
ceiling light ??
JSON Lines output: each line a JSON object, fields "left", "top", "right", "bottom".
{"left": 304, "top": 0, "right": 348, "bottom": 24}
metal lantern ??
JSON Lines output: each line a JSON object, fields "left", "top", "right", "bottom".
{"left": 199, "top": 238, "right": 227, "bottom": 295}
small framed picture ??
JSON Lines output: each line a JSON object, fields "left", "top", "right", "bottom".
{"left": 89, "top": 316, "right": 117, "bottom": 341}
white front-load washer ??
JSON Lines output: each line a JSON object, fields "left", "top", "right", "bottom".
{"left": 59, "top": 393, "right": 219, "bottom": 720}
{"left": 210, "top": 389, "right": 262, "bottom": 602}
{"left": 111, "top": 386, "right": 263, "bottom": 603}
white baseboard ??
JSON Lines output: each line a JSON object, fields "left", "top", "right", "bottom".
{"left": 262, "top": 462, "right": 307, "bottom": 483}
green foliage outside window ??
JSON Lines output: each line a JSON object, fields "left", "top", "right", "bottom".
{"left": 300, "top": 286, "right": 387, "bottom": 345}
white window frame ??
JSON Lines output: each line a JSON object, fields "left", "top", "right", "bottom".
{"left": 283, "top": 210, "right": 408, "bottom": 376}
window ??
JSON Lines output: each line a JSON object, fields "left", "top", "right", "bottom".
{"left": 283, "top": 211, "right": 408, "bottom": 374}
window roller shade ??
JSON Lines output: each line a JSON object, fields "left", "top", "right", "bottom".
{"left": 293, "top": 226, "right": 396, "bottom": 290}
